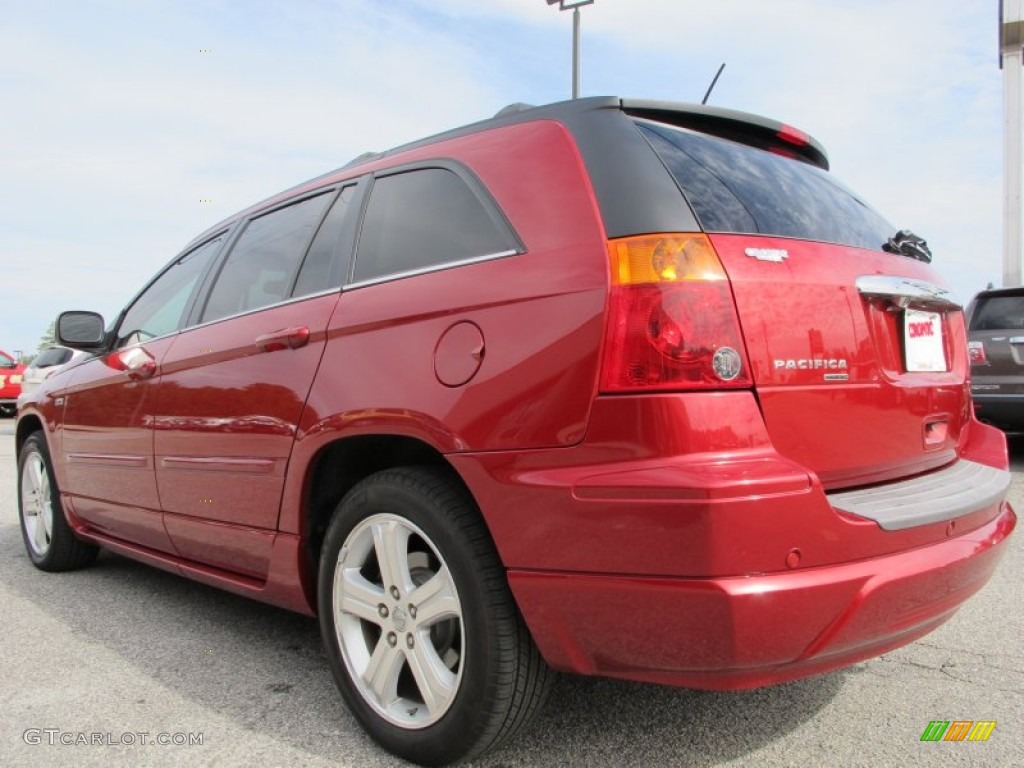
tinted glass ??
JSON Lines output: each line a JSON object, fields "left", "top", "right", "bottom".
{"left": 636, "top": 120, "right": 894, "bottom": 250}
{"left": 0, "top": 352, "right": 15, "bottom": 369}
{"left": 354, "top": 168, "right": 510, "bottom": 283}
{"left": 117, "top": 236, "right": 222, "bottom": 347}
{"left": 293, "top": 185, "right": 356, "bottom": 298}
{"left": 970, "top": 296, "right": 1024, "bottom": 331}
{"left": 32, "top": 348, "right": 72, "bottom": 368}
{"left": 202, "top": 192, "right": 332, "bottom": 322}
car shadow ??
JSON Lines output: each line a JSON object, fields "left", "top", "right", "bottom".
{"left": 1, "top": 528, "right": 843, "bottom": 767}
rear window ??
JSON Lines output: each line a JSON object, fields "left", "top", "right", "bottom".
{"left": 32, "top": 348, "right": 72, "bottom": 368}
{"left": 636, "top": 119, "right": 894, "bottom": 250}
{"left": 970, "top": 296, "right": 1024, "bottom": 331}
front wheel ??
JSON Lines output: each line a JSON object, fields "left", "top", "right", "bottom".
{"left": 318, "top": 467, "right": 551, "bottom": 766}
{"left": 18, "top": 431, "right": 98, "bottom": 571}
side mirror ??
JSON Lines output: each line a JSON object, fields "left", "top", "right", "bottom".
{"left": 57, "top": 311, "right": 107, "bottom": 349}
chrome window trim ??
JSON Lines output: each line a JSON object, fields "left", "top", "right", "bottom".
{"left": 344, "top": 249, "right": 519, "bottom": 290}
{"left": 177, "top": 286, "right": 342, "bottom": 334}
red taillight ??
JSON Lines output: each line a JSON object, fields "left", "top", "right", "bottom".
{"left": 968, "top": 340, "right": 987, "bottom": 365}
{"left": 600, "top": 234, "right": 751, "bottom": 392}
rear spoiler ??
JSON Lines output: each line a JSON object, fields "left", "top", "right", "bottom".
{"left": 621, "top": 98, "right": 830, "bottom": 171}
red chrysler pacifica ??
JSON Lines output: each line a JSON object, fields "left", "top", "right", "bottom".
{"left": 15, "top": 97, "right": 1016, "bottom": 765}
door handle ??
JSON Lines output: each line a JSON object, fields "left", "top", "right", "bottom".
{"left": 255, "top": 326, "right": 310, "bottom": 353}
{"left": 106, "top": 347, "right": 157, "bottom": 380}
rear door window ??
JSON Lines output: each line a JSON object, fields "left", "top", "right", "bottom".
{"left": 292, "top": 184, "right": 357, "bottom": 298}
{"left": 201, "top": 192, "right": 333, "bottom": 323}
{"left": 353, "top": 167, "right": 517, "bottom": 283}
{"left": 636, "top": 119, "right": 894, "bottom": 250}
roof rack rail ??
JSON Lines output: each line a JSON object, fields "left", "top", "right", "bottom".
{"left": 343, "top": 150, "right": 382, "bottom": 169}
{"left": 494, "top": 102, "right": 536, "bottom": 118}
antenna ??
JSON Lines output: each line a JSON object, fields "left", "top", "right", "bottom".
{"left": 701, "top": 63, "right": 726, "bottom": 105}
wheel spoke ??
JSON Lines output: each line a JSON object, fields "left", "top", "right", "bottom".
{"left": 29, "top": 457, "right": 44, "bottom": 494}
{"left": 409, "top": 567, "right": 460, "bottom": 627}
{"left": 363, "top": 636, "right": 405, "bottom": 706}
{"left": 405, "top": 637, "right": 457, "bottom": 715}
{"left": 371, "top": 521, "right": 412, "bottom": 595}
{"left": 33, "top": 505, "right": 49, "bottom": 551}
{"left": 338, "top": 570, "right": 386, "bottom": 624}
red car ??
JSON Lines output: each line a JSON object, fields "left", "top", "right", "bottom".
{"left": 1, "top": 349, "right": 26, "bottom": 416}
{"left": 16, "top": 97, "right": 1016, "bottom": 766}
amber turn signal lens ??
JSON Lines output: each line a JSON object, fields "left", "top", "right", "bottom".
{"left": 608, "top": 234, "right": 727, "bottom": 286}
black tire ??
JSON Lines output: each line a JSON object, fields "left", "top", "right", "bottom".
{"left": 317, "top": 467, "right": 551, "bottom": 766}
{"left": 17, "top": 431, "right": 99, "bottom": 571}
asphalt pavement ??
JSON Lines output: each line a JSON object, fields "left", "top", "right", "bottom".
{"left": 0, "top": 419, "right": 1020, "bottom": 767}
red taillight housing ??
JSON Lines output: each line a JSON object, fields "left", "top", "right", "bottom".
{"left": 968, "top": 340, "right": 987, "bottom": 365}
{"left": 600, "top": 234, "right": 752, "bottom": 392}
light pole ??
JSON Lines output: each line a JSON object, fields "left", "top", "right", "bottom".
{"left": 1002, "top": 0, "right": 1024, "bottom": 286}
{"left": 546, "top": 0, "right": 594, "bottom": 99}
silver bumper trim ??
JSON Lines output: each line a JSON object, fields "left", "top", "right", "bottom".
{"left": 827, "top": 459, "right": 1010, "bottom": 531}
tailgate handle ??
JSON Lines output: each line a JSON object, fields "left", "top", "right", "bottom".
{"left": 855, "top": 275, "right": 961, "bottom": 311}
{"left": 256, "top": 326, "right": 310, "bottom": 353}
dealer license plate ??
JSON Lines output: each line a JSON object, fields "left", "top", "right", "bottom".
{"left": 904, "top": 309, "right": 947, "bottom": 372}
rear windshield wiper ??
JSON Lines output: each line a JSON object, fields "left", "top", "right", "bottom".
{"left": 882, "top": 229, "right": 932, "bottom": 263}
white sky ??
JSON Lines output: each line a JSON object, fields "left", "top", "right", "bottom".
{"left": 0, "top": 0, "right": 1011, "bottom": 356}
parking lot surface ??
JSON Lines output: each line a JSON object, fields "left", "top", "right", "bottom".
{"left": 0, "top": 420, "right": 1020, "bottom": 767}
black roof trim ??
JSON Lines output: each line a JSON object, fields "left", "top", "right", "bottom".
{"left": 183, "top": 96, "right": 830, "bottom": 247}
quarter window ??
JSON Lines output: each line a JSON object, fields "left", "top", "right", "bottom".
{"left": 354, "top": 168, "right": 513, "bottom": 283}
{"left": 202, "top": 192, "right": 332, "bottom": 323}
{"left": 117, "top": 236, "right": 222, "bottom": 347}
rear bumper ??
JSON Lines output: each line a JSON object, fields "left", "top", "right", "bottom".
{"left": 509, "top": 502, "right": 1016, "bottom": 689}
{"left": 451, "top": 393, "right": 1015, "bottom": 689}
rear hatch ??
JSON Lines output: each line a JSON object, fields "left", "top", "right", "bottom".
{"left": 967, "top": 290, "right": 1024, "bottom": 396}
{"left": 635, "top": 117, "right": 968, "bottom": 489}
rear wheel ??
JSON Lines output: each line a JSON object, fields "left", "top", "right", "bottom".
{"left": 18, "top": 431, "right": 98, "bottom": 571}
{"left": 318, "top": 467, "right": 551, "bottom": 766}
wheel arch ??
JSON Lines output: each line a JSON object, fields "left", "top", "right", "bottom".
{"left": 300, "top": 433, "right": 492, "bottom": 602}
{"left": 15, "top": 413, "right": 45, "bottom": 456}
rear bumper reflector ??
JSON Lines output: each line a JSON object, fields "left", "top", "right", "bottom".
{"left": 827, "top": 459, "right": 1010, "bottom": 530}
